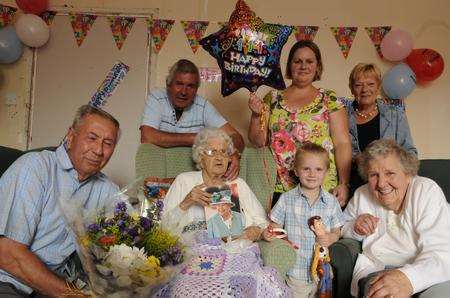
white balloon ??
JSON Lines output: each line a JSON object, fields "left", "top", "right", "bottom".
{"left": 15, "top": 14, "right": 50, "bottom": 48}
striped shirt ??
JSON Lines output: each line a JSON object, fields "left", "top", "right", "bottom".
{"left": 0, "top": 145, "right": 119, "bottom": 294}
{"left": 140, "top": 88, "right": 227, "bottom": 133}
{"left": 270, "top": 186, "right": 344, "bottom": 282}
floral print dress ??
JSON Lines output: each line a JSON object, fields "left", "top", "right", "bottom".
{"left": 264, "top": 88, "right": 343, "bottom": 194}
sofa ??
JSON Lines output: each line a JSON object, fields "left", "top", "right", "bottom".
{"left": 136, "top": 143, "right": 450, "bottom": 297}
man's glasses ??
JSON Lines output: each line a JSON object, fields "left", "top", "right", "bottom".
{"left": 203, "top": 148, "right": 230, "bottom": 157}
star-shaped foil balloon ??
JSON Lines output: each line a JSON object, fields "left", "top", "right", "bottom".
{"left": 200, "top": 0, "right": 293, "bottom": 96}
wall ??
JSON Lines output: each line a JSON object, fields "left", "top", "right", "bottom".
{"left": 1, "top": 0, "right": 449, "bottom": 187}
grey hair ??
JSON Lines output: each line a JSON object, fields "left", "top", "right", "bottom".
{"left": 357, "top": 139, "right": 419, "bottom": 180}
{"left": 192, "top": 128, "right": 234, "bottom": 169}
{"left": 166, "top": 59, "right": 200, "bottom": 88}
{"left": 71, "top": 105, "right": 121, "bottom": 143}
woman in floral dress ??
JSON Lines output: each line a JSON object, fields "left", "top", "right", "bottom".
{"left": 248, "top": 40, "right": 352, "bottom": 207}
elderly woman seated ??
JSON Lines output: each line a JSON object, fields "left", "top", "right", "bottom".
{"left": 158, "top": 128, "right": 289, "bottom": 297}
{"left": 343, "top": 139, "right": 450, "bottom": 297}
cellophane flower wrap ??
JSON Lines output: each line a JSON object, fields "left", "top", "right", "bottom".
{"left": 61, "top": 179, "right": 186, "bottom": 297}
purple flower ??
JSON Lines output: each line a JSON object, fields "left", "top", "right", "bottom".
{"left": 140, "top": 217, "right": 152, "bottom": 231}
{"left": 127, "top": 226, "right": 138, "bottom": 238}
{"left": 87, "top": 223, "right": 101, "bottom": 233}
{"left": 114, "top": 201, "right": 127, "bottom": 215}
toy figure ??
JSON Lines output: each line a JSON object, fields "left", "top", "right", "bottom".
{"left": 309, "top": 216, "right": 333, "bottom": 298}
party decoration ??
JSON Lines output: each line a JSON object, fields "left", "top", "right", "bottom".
{"left": 382, "top": 63, "right": 416, "bottom": 99}
{"left": 365, "top": 26, "right": 391, "bottom": 58}
{"left": 15, "top": 14, "right": 50, "bottom": 47}
{"left": 330, "top": 26, "right": 358, "bottom": 59}
{"left": 380, "top": 29, "right": 413, "bottom": 62}
{"left": 181, "top": 20, "right": 209, "bottom": 53}
{"left": 69, "top": 13, "right": 97, "bottom": 47}
{"left": 89, "top": 61, "right": 130, "bottom": 108}
{"left": 199, "top": 67, "right": 222, "bottom": 82}
{"left": 147, "top": 18, "right": 175, "bottom": 53}
{"left": 15, "top": 0, "right": 48, "bottom": 15}
{"left": 0, "top": 5, "right": 17, "bottom": 29}
{"left": 107, "top": 16, "right": 136, "bottom": 50}
{"left": 406, "top": 48, "right": 445, "bottom": 83}
{"left": 0, "top": 25, "right": 23, "bottom": 64}
{"left": 39, "top": 10, "right": 56, "bottom": 26}
{"left": 293, "top": 26, "right": 319, "bottom": 41}
{"left": 200, "top": 0, "right": 293, "bottom": 96}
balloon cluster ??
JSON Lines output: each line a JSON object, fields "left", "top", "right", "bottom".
{"left": 380, "top": 29, "right": 444, "bottom": 100}
{"left": 0, "top": 0, "right": 49, "bottom": 64}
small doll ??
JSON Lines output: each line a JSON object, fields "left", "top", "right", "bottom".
{"left": 309, "top": 216, "right": 333, "bottom": 298}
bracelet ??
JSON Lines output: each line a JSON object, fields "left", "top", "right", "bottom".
{"left": 339, "top": 182, "right": 350, "bottom": 188}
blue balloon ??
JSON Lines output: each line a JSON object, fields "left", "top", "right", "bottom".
{"left": 382, "top": 63, "right": 417, "bottom": 99}
{"left": 0, "top": 26, "right": 24, "bottom": 64}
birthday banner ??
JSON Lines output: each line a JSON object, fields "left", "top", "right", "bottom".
{"left": 0, "top": 5, "right": 17, "bottom": 29}
{"left": 365, "top": 26, "right": 391, "bottom": 58}
{"left": 69, "top": 13, "right": 97, "bottom": 46}
{"left": 147, "top": 18, "right": 175, "bottom": 53}
{"left": 181, "top": 20, "right": 209, "bottom": 53}
{"left": 293, "top": 26, "right": 319, "bottom": 41}
{"left": 108, "top": 16, "right": 136, "bottom": 50}
{"left": 330, "top": 26, "right": 358, "bottom": 59}
{"left": 40, "top": 10, "right": 57, "bottom": 26}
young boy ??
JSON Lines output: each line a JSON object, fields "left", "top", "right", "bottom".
{"left": 263, "top": 142, "right": 345, "bottom": 297}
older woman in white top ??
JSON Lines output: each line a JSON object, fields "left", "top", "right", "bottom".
{"left": 342, "top": 139, "right": 450, "bottom": 297}
{"left": 162, "top": 128, "right": 268, "bottom": 240}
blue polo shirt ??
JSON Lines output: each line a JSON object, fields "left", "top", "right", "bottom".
{"left": 0, "top": 144, "right": 120, "bottom": 294}
{"left": 270, "top": 186, "right": 344, "bottom": 282}
{"left": 140, "top": 88, "right": 227, "bottom": 133}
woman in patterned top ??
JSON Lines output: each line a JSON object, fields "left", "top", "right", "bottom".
{"left": 248, "top": 40, "right": 352, "bottom": 207}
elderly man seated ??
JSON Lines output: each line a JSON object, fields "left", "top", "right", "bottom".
{"left": 0, "top": 105, "right": 121, "bottom": 297}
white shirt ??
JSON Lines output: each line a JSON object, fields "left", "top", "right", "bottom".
{"left": 161, "top": 171, "right": 268, "bottom": 233}
{"left": 342, "top": 176, "right": 450, "bottom": 295}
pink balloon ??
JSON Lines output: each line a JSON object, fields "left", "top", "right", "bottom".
{"left": 380, "top": 29, "right": 413, "bottom": 62}
{"left": 14, "top": 14, "right": 49, "bottom": 47}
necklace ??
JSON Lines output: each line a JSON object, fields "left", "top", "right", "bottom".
{"left": 354, "top": 105, "right": 378, "bottom": 119}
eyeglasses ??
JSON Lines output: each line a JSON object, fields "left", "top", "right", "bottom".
{"left": 203, "top": 148, "right": 230, "bottom": 157}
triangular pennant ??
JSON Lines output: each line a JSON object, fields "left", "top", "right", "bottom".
{"left": 0, "top": 5, "right": 17, "bottom": 29}
{"left": 146, "top": 18, "right": 175, "bottom": 53}
{"left": 330, "top": 26, "right": 358, "bottom": 59}
{"left": 365, "top": 26, "right": 391, "bottom": 58}
{"left": 107, "top": 16, "right": 136, "bottom": 50}
{"left": 217, "top": 21, "right": 228, "bottom": 28}
{"left": 293, "top": 26, "right": 319, "bottom": 41}
{"left": 40, "top": 11, "right": 57, "bottom": 26}
{"left": 181, "top": 20, "right": 209, "bottom": 53}
{"left": 69, "top": 13, "right": 97, "bottom": 47}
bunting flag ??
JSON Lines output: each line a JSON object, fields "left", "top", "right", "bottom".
{"left": 0, "top": 5, "right": 17, "bottom": 29}
{"left": 69, "top": 13, "right": 97, "bottom": 46}
{"left": 217, "top": 21, "right": 228, "bottom": 28}
{"left": 365, "top": 26, "right": 391, "bottom": 58}
{"left": 293, "top": 26, "right": 319, "bottom": 41}
{"left": 330, "top": 26, "right": 358, "bottom": 59}
{"left": 40, "top": 11, "right": 57, "bottom": 26}
{"left": 107, "top": 16, "right": 136, "bottom": 50}
{"left": 181, "top": 20, "right": 209, "bottom": 53}
{"left": 146, "top": 18, "right": 175, "bottom": 53}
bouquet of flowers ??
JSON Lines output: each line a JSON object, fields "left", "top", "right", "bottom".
{"left": 71, "top": 200, "right": 185, "bottom": 297}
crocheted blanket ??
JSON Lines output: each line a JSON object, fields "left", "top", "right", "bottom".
{"left": 154, "top": 231, "right": 291, "bottom": 297}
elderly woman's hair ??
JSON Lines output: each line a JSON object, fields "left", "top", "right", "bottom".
{"left": 286, "top": 40, "right": 323, "bottom": 81}
{"left": 166, "top": 59, "right": 200, "bottom": 88}
{"left": 71, "top": 105, "right": 121, "bottom": 142}
{"left": 192, "top": 128, "right": 234, "bottom": 169}
{"left": 349, "top": 63, "right": 382, "bottom": 92}
{"left": 357, "top": 139, "right": 419, "bottom": 180}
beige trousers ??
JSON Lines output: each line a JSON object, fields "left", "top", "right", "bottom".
{"left": 286, "top": 276, "right": 318, "bottom": 298}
